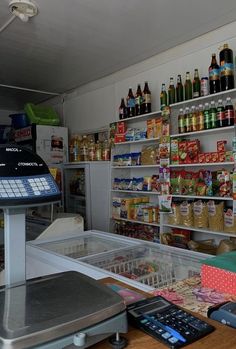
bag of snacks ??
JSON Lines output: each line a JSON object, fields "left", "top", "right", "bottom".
{"left": 170, "top": 171, "right": 182, "bottom": 195}
{"left": 207, "top": 201, "right": 224, "bottom": 232}
{"left": 141, "top": 145, "right": 159, "bottom": 165}
{"left": 180, "top": 201, "right": 193, "bottom": 227}
{"left": 193, "top": 200, "right": 208, "bottom": 228}
{"left": 224, "top": 209, "right": 236, "bottom": 233}
{"left": 167, "top": 203, "right": 181, "bottom": 225}
{"left": 171, "top": 228, "right": 191, "bottom": 249}
{"left": 215, "top": 170, "right": 232, "bottom": 197}
{"left": 182, "top": 171, "right": 197, "bottom": 195}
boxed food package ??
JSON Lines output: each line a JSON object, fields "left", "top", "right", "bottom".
{"left": 170, "top": 139, "right": 179, "bottom": 164}
{"left": 186, "top": 140, "right": 200, "bottom": 164}
{"left": 217, "top": 140, "right": 227, "bottom": 153}
{"left": 147, "top": 119, "right": 155, "bottom": 139}
{"left": 154, "top": 118, "right": 162, "bottom": 138}
{"left": 178, "top": 141, "right": 187, "bottom": 164}
{"left": 120, "top": 198, "right": 134, "bottom": 219}
{"left": 201, "top": 251, "right": 236, "bottom": 295}
{"left": 112, "top": 197, "right": 122, "bottom": 219}
{"left": 141, "top": 144, "right": 159, "bottom": 165}
{"left": 115, "top": 133, "right": 126, "bottom": 143}
{"left": 117, "top": 121, "right": 127, "bottom": 134}
{"left": 198, "top": 153, "right": 205, "bottom": 163}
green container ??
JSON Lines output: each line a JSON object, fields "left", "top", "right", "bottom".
{"left": 24, "top": 103, "right": 60, "bottom": 126}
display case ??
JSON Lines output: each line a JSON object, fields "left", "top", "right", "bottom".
{"left": 26, "top": 230, "right": 208, "bottom": 292}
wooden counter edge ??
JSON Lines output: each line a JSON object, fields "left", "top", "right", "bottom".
{"left": 89, "top": 277, "right": 236, "bottom": 349}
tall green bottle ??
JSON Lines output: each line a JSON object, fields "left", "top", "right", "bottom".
{"left": 184, "top": 72, "right": 193, "bottom": 100}
{"left": 160, "top": 83, "right": 167, "bottom": 110}
{"left": 168, "top": 77, "right": 175, "bottom": 105}
{"left": 176, "top": 74, "right": 184, "bottom": 102}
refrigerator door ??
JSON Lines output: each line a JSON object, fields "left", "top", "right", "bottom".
{"left": 64, "top": 164, "right": 91, "bottom": 229}
{"left": 35, "top": 125, "right": 68, "bottom": 164}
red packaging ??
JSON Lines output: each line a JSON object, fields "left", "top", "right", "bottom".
{"left": 201, "top": 264, "right": 236, "bottom": 296}
{"left": 205, "top": 153, "right": 212, "bottom": 163}
{"left": 198, "top": 154, "right": 205, "bottom": 163}
{"left": 186, "top": 140, "right": 200, "bottom": 164}
{"left": 117, "top": 121, "right": 127, "bottom": 134}
{"left": 217, "top": 140, "right": 227, "bottom": 153}
{"left": 178, "top": 141, "right": 188, "bottom": 164}
{"left": 114, "top": 133, "right": 126, "bottom": 143}
{"left": 218, "top": 152, "right": 226, "bottom": 162}
{"left": 211, "top": 152, "right": 219, "bottom": 163}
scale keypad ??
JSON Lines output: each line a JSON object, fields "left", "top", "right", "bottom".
{"left": 0, "top": 174, "right": 59, "bottom": 199}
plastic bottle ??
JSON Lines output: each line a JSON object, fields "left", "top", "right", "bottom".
{"left": 178, "top": 108, "right": 185, "bottom": 134}
{"left": 80, "top": 135, "right": 88, "bottom": 161}
{"left": 204, "top": 103, "right": 211, "bottom": 130}
{"left": 209, "top": 101, "right": 217, "bottom": 129}
{"left": 191, "top": 105, "right": 198, "bottom": 131}
{"left": 95, "top": 140, "right": 102, "bottom": 161}
{"left": 209, "top": 53, "right": 220, "bottom": 94}
{"left": 126, "top": 87, "right": 135, "bottom": 117}
{"left": 88, "top": 138, "right": 96, "bottom": 161}
{"left": 102, "top": 139, "right": 110, "bottom": 161}
{"left": 168, "top": 77, "right": 175, "bottom": 104}
{"left": 219, "top": 43, "right": 235, "bottom": 91}
{"left": 197, "top": 104, "right": 205, "bottom": 131}
{"left": 185, "top": 107, "right": 192, "bottom": 132}
{"left": 216, "top": 99, "right": 226, "bottom": 128}
{"left": 73, "top": 137, "right": 80, "bottom": 162}
{"left": 225, "top": 97, "right": 234, "bottom": 126}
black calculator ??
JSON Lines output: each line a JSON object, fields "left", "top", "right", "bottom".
{"left": 127, "top": 295, "right": 215, "bottom": 348}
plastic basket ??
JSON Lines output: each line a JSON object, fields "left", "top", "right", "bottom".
{"left": 24, "top": 103, "right": 60, "bottom": 126}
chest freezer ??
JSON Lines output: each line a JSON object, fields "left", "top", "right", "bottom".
{"left": 26, "top": 231, "right": 208, "bottom": 292}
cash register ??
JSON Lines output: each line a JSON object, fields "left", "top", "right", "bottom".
{"left": 0, "top": 145, "right": 127, "bottom": 349}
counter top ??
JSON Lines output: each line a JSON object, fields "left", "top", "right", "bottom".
{"left": 90, "top": 277, "right": 236, "bottom": 349}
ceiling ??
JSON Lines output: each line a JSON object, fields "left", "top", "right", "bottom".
{"left": 1, "top": 0, "right": 236, "bottom": 110}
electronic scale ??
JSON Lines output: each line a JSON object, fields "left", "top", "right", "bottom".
{"left": 0, "top": 145, "right": 127, "bottom": 349}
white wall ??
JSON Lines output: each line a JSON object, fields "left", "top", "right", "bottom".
{"left": 62, "top": 20, "right": 236, "bottom": 133}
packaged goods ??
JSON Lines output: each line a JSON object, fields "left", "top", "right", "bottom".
{"left": 218, "top": 152, "right": 226, "bottom": 162}
{"left": 205, "top": 153, "right": 212, "bottom": 163}
{"left": 112, "top": 197, "right": 122, "bottom": 219}
{"left": 198, "top": 154, "right": 205, "bottom": 163}
{"left": 167, "top": 203, "right": 181, "bottom": 225}
{"left": 217, "top": 140, "right": 227, "bottom": 152}
{"left": 207, "top": 201, "right": 224, "bottom": 232}
{"left": 143, "top": 206, "right": 153, "bottom": 223}
{"left": 154, "top": 118, "right": 162, "bottom": 138}
{"left": 178, "top": 141, "right": 188, "bottom": 164}
{"left": 120, "top": 198, "right": 134, "bottom": 219}
{"left": 159, "top": 136, "right": 170, "bottom": 159}
{"left": 171, "top": 228, "right": 191, "bottom": 249}
{"left": 224, "top": 209, "right": 236, "bottom": 233}
{"left": 182, "top": 171, "right": 198, "bottom": 195}
{"left": 151, "top": 175, "right": 161, "bottom": 193}
{"left": 170, "top": 139, "right": 179, "bottom": 164}
{"left": 170, "top": 171, "right": 182, "bottom": 195}
{"left": 193, "top": 200, "right": 208, "bottom": 228}
{"left": 141, "top": 144, "right": 159, "bottom": 165}
{"left": 180, "top": 201, "right": 193, "bottom": 227}
{"left": 211, "top": 152, "right": 219, "bottom": 163}
{"left": 142, "top": 176, "right": 152, "bottom": 191}
{"left": 117, "top": 121, "right": 127, "bottom": 134}
{"left": 134, "top": 128, "right": 146, "bottom": 141}
{"left": 115, "top": 133, "right": 126, "bottom": 143}
{"left": 132, "top": 177, "right": 143, "bottom": 191}
{"left": 159, "top": 195, "right": 172, "bottom": 213}
{"left": 146, "top": 119, "right": 155, "bottom": 139}
{"left": 125, "top": 128, "right": 135, "bottom": 141}
{"left": 216, "top": 170, "right": 231, "bottom": 197}
{"left": 186, "top": 140, "right": 200, "bottom": 164}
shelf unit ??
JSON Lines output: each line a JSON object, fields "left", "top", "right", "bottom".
{"left": 113, "top": 217, "right": 160, "bottom": 227}
{"left": 111, "top": 88, "right": 236, "bottom": 256}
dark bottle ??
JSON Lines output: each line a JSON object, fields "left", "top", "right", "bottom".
{"left": 184, "top": 72, "right": 193, "bottom": 100}
{"left": 160, "top": 83, "right": 167, "bottom": 110}
{"left": 209, "top": 101, "right": 217, "bottom": 129}
{"left": 216, "top": 99, "right": 226, "bottom": 127}
{"left": 225, "top": 97, "right": 234, "bottom": 126}
{"left": 119, "top": 98, "right": 127, "bottom": 120}
{"left": 142, "top": 81, "right": 152, "bottom": 114}
{"left": 220, "top": 43, "right": 235, "bottom": 91}
{"left": 204, "top": 102, "right": 211, "bottom": 130}
{"left": 193, "top": 69, "right": 201, "bottom": 98}
{"left": 176, "top": 74, "right": 184, "bottom": 102}
{"left": 168, "top": 77, "right": 175, "bottom": 105}
{"left": 135, "top": 84, "right": 143, "bottom": 116}
{"left": 178, "top": 108, "right": 185, "bottom": 133}
{"left": 209, "top": 53, "right": 220, "bottom": 94}
{"left": 126, "top": 87, "right": 135, "bottom": 117}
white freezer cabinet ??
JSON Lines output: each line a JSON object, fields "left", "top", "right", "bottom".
{"left": 26, "top": 230, "right": 209, "bottom": 292}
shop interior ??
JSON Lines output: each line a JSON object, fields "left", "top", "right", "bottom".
{"left": 1, "top": 1, "right": 236, "bottom": 348}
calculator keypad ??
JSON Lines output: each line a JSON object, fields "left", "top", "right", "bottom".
{"left": 0, "top": 175, "right": 59, "bottom": 199}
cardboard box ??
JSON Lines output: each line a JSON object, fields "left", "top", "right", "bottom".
{"left": 120, "top": 198, "right": 134, "bottom": 219}
{"left": 112, "top": 197, "right": 122, "bottom": 219}
{"left": 170, "top": 139, "right": 179, "bottom": 164}
{"left": 117, "top": 121, "right": 127, "bottom": 134}
{"left": 205, "top": 153, "right": 212, "bottom": 163}
{"left": 179, "top": 141, "right": 188, "bottom": 164}
{"left": 114, "top": 133, "right": 126, "bottom": 143}
{"left": 218, "top": 152, "right": 226, "bottom": 162}
{"left": 147, "top": 119, "right": 155, "bottom": 139}
{"left": 211, "top": 152, "right": 219, "bottom": 163}
{"left": 198, "top": 153, "right": 205, "bottom": 163}
{"left": 154, "top": 118, "right": 162, "bottom": 138}
{"left": 217, "top": 140, "right": 227, "bottom": 153}
{"left": 186, "top": 140, "right": 200, "bottom": 164}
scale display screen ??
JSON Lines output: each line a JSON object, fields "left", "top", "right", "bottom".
{"left": 0, "top": 145, "right": 61, "bottom": 205}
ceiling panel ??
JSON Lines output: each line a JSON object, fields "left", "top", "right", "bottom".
{"left": 1, "top": 0, "right": 236, "bottom": 110}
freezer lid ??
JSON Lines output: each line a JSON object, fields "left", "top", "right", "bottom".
{"left": 0, "top": 271, "right": 125, "bottom": 348}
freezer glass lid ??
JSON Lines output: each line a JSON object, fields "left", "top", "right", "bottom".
{"left": 36, "top": 233, "right": 131, "bottom": 259}
{"left": 0, "top": 271, "right": 125, "bottom": 343}
{"left": 83, "top": 246, "right": 203, "bottom": 288}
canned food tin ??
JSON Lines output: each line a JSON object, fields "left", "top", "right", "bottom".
{"left": 201, "top": 77, "right": 209, "bottom": 96}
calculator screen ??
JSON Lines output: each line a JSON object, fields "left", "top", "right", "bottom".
{"left": 0, "top": 146, "right": 48, "bottom": 177}
{"left": 137, "top": 300, "right": 167, "bottom": 314}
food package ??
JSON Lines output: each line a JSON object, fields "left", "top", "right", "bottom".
{"left": 154, "top": 118, "right": 162, "bottom": 138}
{"left": 182, "top": 171, "right": 197, "bottom": 196}
{"left": 146, "top": 119, "right": 155, "bottom": 139}
{"left": 120, "top": 198, "right": 134, "bottom": 219}
{"left": 170, "top": 171, "right": 182, "bottom": 195}
{"left": 180, "top": 201, "right": 193, "bottom": 227}
{"left": 207, "top": 201, "right": 224, "bottom": 232}
{"left": 171, "top": 228, "right": 191, "bottom": 249}
{"left": 186, "top": 140, "right": 200, "bottom": 164}
{"left": 224, "top": 209, "right": 236, "bottom": 233}
{"left": 112, "top": 197, "right": 122, "bottom": 219}
{"left": 193, "top": 200, "right": 208, "bottom": 228}
{"left": 167, "top": 203, "right": 181, "bottom": 225}
{"left": 178, "top": 141, "right": 188, "bottom": 164}
{"left": 170, "top": 139, "right": 179, "bottom": 164}
{"left": 141, "top": 144, "right": 159, "bottom": 165}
